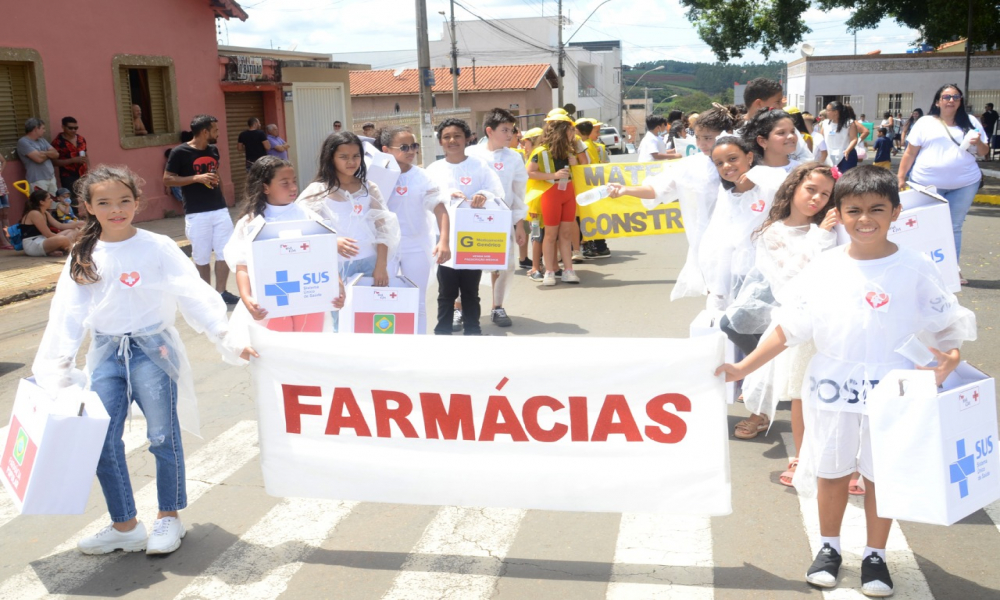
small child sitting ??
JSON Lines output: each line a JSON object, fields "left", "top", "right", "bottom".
{"left": 51, "top": 188, "right": 84, "bottom": 230}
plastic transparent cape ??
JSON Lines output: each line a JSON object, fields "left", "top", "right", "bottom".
{"left": 644, "top": 153, "right": 720, "bottom": 300}
{"left": 223, "top": 204, "right": 326, "bottom": 271}
{"left": 769, "top": 248, "right": 978, "bottom": 498}
{"left": 698, "top": 166, "right": 788, "bottom": 305}
{"left": 297, "top": 180, "right": 401, "bottom": 264}
{"left": 31, "top": 232, "right": 232, "bottom": 437}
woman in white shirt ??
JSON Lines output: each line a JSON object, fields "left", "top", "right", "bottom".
{"left": 817, "top": 101, "right": 862, "bottom": 172}
{"left": 897, "top": 84, "right": 989, "bottom": 274}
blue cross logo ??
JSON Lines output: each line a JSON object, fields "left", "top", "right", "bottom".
{"left": 264, "top": 271, "right": 300, "bottom": 307}
{"left": 950, "top": 439, "right": 976, "bottom": 498}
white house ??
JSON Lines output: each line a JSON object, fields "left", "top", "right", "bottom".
{"left": 786, "top": 51, "right": 1000, "bottom": 121}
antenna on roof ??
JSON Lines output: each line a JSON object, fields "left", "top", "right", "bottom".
{"left": 393, "top": 68, "right": 405, "bottom": 77}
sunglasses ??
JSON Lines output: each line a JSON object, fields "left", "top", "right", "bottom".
{"left": 391, "top": 143, "right": 420, "bottom": 152}
{"left": 940, "top": 94, "right": 963, "bottom": 102}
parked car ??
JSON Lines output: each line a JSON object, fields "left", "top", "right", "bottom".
{"left": 598, "top": 127, "right": 626, "bottom": 154}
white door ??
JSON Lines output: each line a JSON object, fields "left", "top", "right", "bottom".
{"left": 292, "top": 82, "right": 345, "bottom": 188}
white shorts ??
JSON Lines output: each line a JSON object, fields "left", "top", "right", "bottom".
{"left": 22, "top": 235, "right": 47, "bottom": 257}
{"left": 30, "top": 178, "right": 58, "bottom": 195}
{"left": 185, "top": 208, "right": 234, "bottom": 265}
{"left": 815, "top": 411, "right": 874, "bottom": 481}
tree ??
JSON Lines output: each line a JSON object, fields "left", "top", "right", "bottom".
{"left": 680, "top": 0, "right": 1000, "bottom": 62}
{"left": 659, "top": 91, "right": 716, "bottom": 114}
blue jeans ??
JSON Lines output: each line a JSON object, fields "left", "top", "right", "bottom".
{"left": 333, "top": 254, "right": 378, "bottom": 332}
{"left": 91, "top": 335, "right": 185, "bottom": 522}
{"left": 934, "top": 181, "right": 979, "bottom": 260}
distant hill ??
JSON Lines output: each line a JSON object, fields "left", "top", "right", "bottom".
{"left": 623, "top": 59, "right": 786, "bottom": 109}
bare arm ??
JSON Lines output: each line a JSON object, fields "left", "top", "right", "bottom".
{"left": 715, "top": 326, "right": 788, "bottom": 382}
{"left": 432, "top": 203, "right": 451, "bottom": 264}
{"left": 896, "top": 144, "right": 920, "bottom": 189}
{"left": 262, "top": 140, "right": 271, "bottom": 151}
{"left": 164, "top": 170, "right": 219, "bottom": 188}
{"left": 526, "top": 160, "right": 570, "bottom": 182}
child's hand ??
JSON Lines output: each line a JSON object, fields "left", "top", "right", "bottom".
{"left": 470, "top": 193, "right": 487, "bottom": 208}
{"left": 331, "top": 280, "right": 346, "bottom": 309}
{"left": 819, "top": 208, "right": 839, "bottom": 231}
{"left": 714, "top": 362, "right": 747, "bottom": 383}
{"left": 338, "top": 237, "right": 359, "bottom": 258}
{"left": 916, "top": 347, "right": 961, "bottom": 386}
{"left": 433, "top": 241, "right": 451, "bottom": 264}
{"left": 243, "top": 296, "right": 268, "bottom": 320}
{"left": 554, "top": 167, "right": 570, "bottom": 180}
{"left": 514, "top": 228, "right": 526, "bottom": 247}
{"left": 606, "top": 183, "right": 625, "bottom": 198}
{"left": 451, "top": 191, "right": 467, "bottom": 201}
{"left": 240, "top": 346, "right": 260, "bottom": 361}
{"left": 372, "top": 264, "right": 389, "bottom": 287}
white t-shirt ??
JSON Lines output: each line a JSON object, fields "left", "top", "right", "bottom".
{"left": 386, "top": 166, "right": 444, "bottom": 253}
{"left": 820, "top": 119, "right": 854, "bottom": 162}
{"left": 465, "top": 145, "right": 528, "bottom": 222}
{"left": 637, "top": 131, "right": 666, "bottom": 162}
{"left": 906, "top": 115, "right": 987, "bottom": 190}
{"left": 425, "top": 156, "right": 505, "bottom": 206}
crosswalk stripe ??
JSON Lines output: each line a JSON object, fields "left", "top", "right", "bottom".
{"left": 0, "top": 420, "right": 260, "bottom": 600}
{"left": 0, "top": 418, "right": 149, "bottom": 530}
{"left": 173, "top": 496, "right": 358, "bottom": 600}
{"left": 781, "top": 432, "right": 935, "bottom": 599}
{"left": 380, "top": 506, "right": 526, "bottom": 600}
{"left": 606, "top": 513, "right": 714, "bottom": 600}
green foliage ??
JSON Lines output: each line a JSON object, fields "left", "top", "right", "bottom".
{"left": 623, "top": 60, "right": 785, "bottom": 100}
{"left": 819, "top": 0, "right": 1000, "bottom": 49}
{"left": 658, "top": 91, "right": 716, "bottom": 113}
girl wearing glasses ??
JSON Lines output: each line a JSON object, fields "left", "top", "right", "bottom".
{"left": 380, "top": 126, "right": 451, "bottom": 334}
{"left": 897, "top": 84, "right": 988, "bottom": 282}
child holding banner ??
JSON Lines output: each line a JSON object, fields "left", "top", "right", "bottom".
{"left": 466, "top": 109, "right": 528, "bottom": 328}
{"left": 223, "top": 156, "right": 346, "bottom": 352}
{"left": 724, "top": 162, "right": 837, "bottom": 444}
{"left": 380, "top": 126, "right": 451, "bottom": 334}
{"left": 32, "top": 165, "right": 241, "bottom": 556}
{"left": 716, "top": 166, "right": 976, "bottom": 597}
{"left": 426, "top": 118, "right": 504, "bottom": 335}
{"left": 743, "top": 109, "right": 801, "bottom": 173}
{"left": 580, "top": 119, "right": 612, "bottom": 259}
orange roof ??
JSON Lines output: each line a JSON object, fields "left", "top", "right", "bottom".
{"left": 350, "top": 64, "right": 557, "bottom": 96}
{"left": 210, "top": 0, "right": 248, "bottom": 21}
{"left": 937, "top": 38, "right": 966, "bottom": 51}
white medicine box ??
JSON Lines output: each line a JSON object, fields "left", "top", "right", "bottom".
{"left": 340, "top": 274, "right": 420, "bottom": 334}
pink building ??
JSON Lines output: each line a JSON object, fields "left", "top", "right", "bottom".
{"left": 0, "top": 0, "right": 248, "bottom": 222}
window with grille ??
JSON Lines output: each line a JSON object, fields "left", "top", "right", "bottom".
{"left": 0, "top": 62, "right": 36, "bottom": 155}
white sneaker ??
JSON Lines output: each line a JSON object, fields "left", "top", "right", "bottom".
{"left": 572, "top": 250, "right": 585, "bottom": 263}
{"left": 542, "top": 271, "right": 557, "bottom": 286}
{"left": 561, "top": 269, "right": 580, "bottom": 284}
{"left": 146, "top": 516, "right": 186, "bottom": 555}
{"left": 77, "top": 522, "right": 147, "bottom": 555}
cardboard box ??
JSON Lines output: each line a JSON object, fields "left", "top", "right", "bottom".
{"left": 835, "top": 182, "right": 960, "bottom": 292}
{"left": 443, "top": 197, "right": 513, "bottom": 270}
{"left": 246, "top": 217, "right": 339, "bottom": 319}
{"left": 363, "top": 142, "right": 402, "bottom": 200}
{"left": 340, "top": 274, "right": 419, "bottom": 334}
{"left": 689, "top": 310, "right": 737, "bottom": 404}
{"left": 868, "top": 363, "right": 1000, "bottom": 525}
{"left": 1, "top": 378, "right": 110, "bottom": 515}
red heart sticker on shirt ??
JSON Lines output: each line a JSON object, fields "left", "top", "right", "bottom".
{"left": 395, "top": 186, "right": 408, "bottom": 196}
{"left": 120, "top": 271, "right": 140, "bottom": 287}
{"left": 865, "top": 291, "right": 890, "bottom": 310}
{"left": 494, "top": 162, "right": 504, "bottom": 170}
{"left": 750, "top": 200, "right": 765, "bottom": 212}
{"left": 460, "top": 176, "right": 472, "bottom": 185}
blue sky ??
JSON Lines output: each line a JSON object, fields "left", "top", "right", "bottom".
{"left": 225, "top": 0, "right": 921, "bottom": 65}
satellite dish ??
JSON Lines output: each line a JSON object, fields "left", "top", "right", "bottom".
{"left": 800, "top": 43, "right": 815, "bottom": 57}
{"left": 288, "top": 42, "right": 299, "bottom": 52}
{"left": 393, "top": 68, "right": 405, "bottom": 77}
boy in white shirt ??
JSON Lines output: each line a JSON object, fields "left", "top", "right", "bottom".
{"left": 466, "top": 108, "right": 528, "bottom": 327}
{"left": 637, "top": 115, "right": 672, "bottom": 162}
{"left": 717, "top": 165, "right": 976, "bottom": 597}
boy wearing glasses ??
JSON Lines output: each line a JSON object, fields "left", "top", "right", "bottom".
{"left": 51, "top": 116, "right": 89, "bottom": 216}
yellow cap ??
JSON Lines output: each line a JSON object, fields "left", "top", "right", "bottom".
{"left": 548, "top": 108, "right": 569, "bottom": 116}
{"left": 545, "top": 113, "right": 575, "bottom": 124}
{"left": 522, "top": 127, "right": 543, "bottom": 139}
{"left": 783, "top": 105, "right": 801, "bottom": 115}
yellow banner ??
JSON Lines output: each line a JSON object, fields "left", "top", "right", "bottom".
{"left": 571, "top": 162, "right": 685, "bottom": 240}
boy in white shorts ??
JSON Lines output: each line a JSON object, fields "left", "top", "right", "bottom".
{"left": 717, "top": 165, "right": 977, "bottom": 597}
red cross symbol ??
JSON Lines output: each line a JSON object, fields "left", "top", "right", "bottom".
{"left": 390, "top": 292, "right": 397, "bottom": 299}
{"left": 487, "top": 215, "right": 494, "bottom": 221}
{"left": 906, "top": 218, "right": 917, "bottom": 227}
{"left": 300, "top": 243, "right": 310, "bottom": 251}
{"left": 974, "top": 391, "right": 980, "bottom": 401}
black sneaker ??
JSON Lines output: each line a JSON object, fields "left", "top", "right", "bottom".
{"left": 554, "top": 269, "right": 563, "bottom": 278}
{"left": 452, "top": 309, "right": 463, "bottom": 332}
{"left": 518, "top": 258, "right": 533, "bottom": 269}
{"left": 861, "top": 553, "right": 894, "bottom": 597}
{"left": 805, "top": 543, "right": 842, "bottom": 589}
{"left": 491, "top": 308, "right": 512, "bottom": 327}
{"left": 528, "top": 270, "right": 545, "bottom": 282}
{"left": 220, "top": 290, "right": 240, "bottom": 305}
{"left": 593, "top": 247, "right": 611, "bottom": 258}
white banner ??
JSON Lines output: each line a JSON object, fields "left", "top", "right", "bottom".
{"left": 249, "top": 328, "right": 732, "bottom": 515}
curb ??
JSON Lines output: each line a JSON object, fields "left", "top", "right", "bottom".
{"left": 0, "top": 239, "right": 193, "bottom": 308}
{"left": 975, "top": 194, "right": 1000, "bottom": 206}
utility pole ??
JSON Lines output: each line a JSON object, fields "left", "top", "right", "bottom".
{"left": 557, "top": 0, "right": 564, "bottom": 107}
{"left": 449, "top": 0, "right": 459, "bottom": 109}
{"left": 854, "top": 31, "right": 857, "bottom": 55}
{"left": 415, "top": 0, "right": 436, "bottom": 167}
{"left": 964, "top": 0, "right": 973, "bottom": 102}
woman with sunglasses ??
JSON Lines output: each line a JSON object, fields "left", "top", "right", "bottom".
{"left": 380, "top": 126, "right": 451, "bottom": 334}
{"left": 897, "top": 84, "right": 989, "bottom": 283}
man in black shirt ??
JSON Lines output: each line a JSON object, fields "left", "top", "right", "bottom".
{"left": 981, "top": 103, "right": 999, "bottom": 142}
{"left": 237, "top": 118, "right": 270, "bottom": 171}
{"left": 164, "top": 114, "right": 239, "bottom": 304}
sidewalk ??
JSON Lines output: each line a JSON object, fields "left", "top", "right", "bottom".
{"left": 0, "top": 215, "right": 191, "bottom": 306}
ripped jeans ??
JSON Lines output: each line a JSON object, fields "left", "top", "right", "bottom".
{"left": 90, "top": 334, "right": 185, "bottom": 522}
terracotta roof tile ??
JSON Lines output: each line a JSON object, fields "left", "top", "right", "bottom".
{"left": 350, "top": 64, "right": 556, "bottom": 96}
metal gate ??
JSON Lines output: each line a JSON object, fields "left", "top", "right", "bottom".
{"left": 291, "top": 82, "right": 345, "bottom": 188}
{"left": 224, "top": 91, "right": 265, "bottom": 203}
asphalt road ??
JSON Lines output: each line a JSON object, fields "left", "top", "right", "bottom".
{"left": 0, "top": 179, "right": 998, "bottom": 599}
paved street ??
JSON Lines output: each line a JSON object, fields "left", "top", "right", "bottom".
{"left": 0, "top": 194, "right": 999, "bottom": 599}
